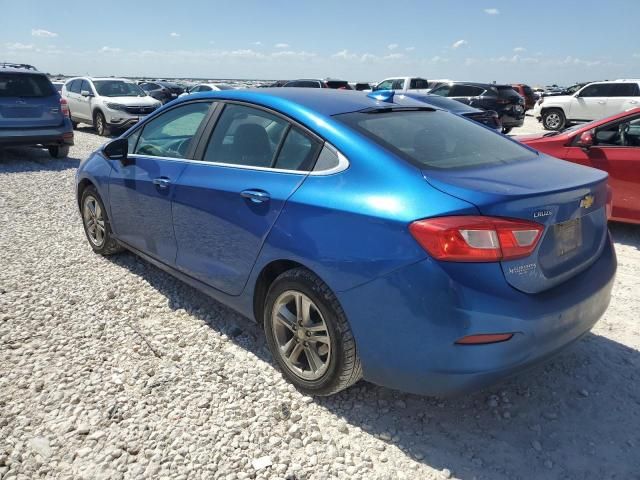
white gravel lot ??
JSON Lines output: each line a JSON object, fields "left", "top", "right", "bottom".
{"left": 1, "top": 123, "right": 640, "bottom": 480}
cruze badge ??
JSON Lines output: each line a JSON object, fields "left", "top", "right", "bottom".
{"left": 580, "top": 194, "right": 594, "bottom": 209}
{"left": 533, "top": 209, "right": 552, "bottom": 219}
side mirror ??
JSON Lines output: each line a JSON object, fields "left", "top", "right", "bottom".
{"left": 81, "top": 90, "right": 93, "bottom": 97}
{"left": 576, "top": 131, "right": 594, "bottom": 149}
{"left": 103, "top": 138, "right": 128, "bottom": 161}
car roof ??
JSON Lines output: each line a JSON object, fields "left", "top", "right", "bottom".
{"left": 444, "top": 81, "right": 512, "bottom": 89}
{"left": 0, "top": 63, "right": 43, "bottom": 74}
{"left": 178, "top": 88, "right": 436, "bottom": 117}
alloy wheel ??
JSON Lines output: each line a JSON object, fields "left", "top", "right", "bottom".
{"left": 545, "top": 113, "right": 561, "bottom": 129}
{"left": 83, "top": 195, "right": 106, "bottom": 247}
{"left": 271, "top": 290, "right": 331, "bottom": 381}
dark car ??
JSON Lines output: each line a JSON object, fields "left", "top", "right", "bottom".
{"left": 430, "top": 82, "right": 525, "bottom": 133}
{"left": 138, "top": 81, "right": 184, "bottom": 104}
{"left": 403, "top": 92, "right": 501, "bottom": 132}
{"left": 283, "top": 79, "right": 353, "bottom": 89}
{"left": 511, "top": 83, "right": 536, "bottom": 110}
{"left": 0, "top": 63, "right": 73, "bottom": 158}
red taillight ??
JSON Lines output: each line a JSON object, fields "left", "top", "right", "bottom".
{"left": 60, "top": 97, "right": 70, "bottom": 118}
{"left": 409, "top": 216, "right": 544, "bottom": 262}
{"left": 455, "top": 333, "right": 514, "bottom": 345}
{"left": 606, "top": 185, "right": 613, "bottom": 219}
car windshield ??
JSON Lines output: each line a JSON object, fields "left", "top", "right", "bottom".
{"left": 215, "top": 84, "right": 234, "bottom": 90}
{"left": 336, "top": 109, "right": 534, "bottom": 170}
{"left": 93, "top": 80, "right": 146, "bottom": 97}
{"left": 0, "top": 73, "right": 55, "bottom": 97}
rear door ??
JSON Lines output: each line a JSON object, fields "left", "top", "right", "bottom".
{"left": 109, "top": 101, "right": 213, "bottom": 262}
{"left": 171, "top": 102, "right": 322, "bottom": 295}
{"left": 408, "top": 78, "right": 430, "bottom": 94}
{"left": 0, "top": 72, "right": 62, "bottom": 128}
{"left": 563, "top": 113, "right": 640, "bottom": 223}
{"left": 604, "top": 83, "right": 640, "bottom": 116}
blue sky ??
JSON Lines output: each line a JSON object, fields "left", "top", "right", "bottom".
{"left": 1, "top": 0, "right": 639, "bottom": 85}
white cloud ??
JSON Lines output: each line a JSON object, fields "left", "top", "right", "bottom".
{"left": 431, "top": 55, "right": 449, "bottom": 63}
{"left": 170, "top": 32, "right": 180, "bottom": 38}
{"left": 513, "top": 47, "right": 526, "bottom": 52}
{"left": 253, "top": 41, "right": 262, "bottom": 46}
{"left": 31, "top": 29, "right": 58, "bottom": 38}
{"left": 271, "top": 50, "right": 317, "bottom": 59}
{"left": 633, "top": 53, "right": 640, "bottom": 59}
{"left": 274, "top": 43, "right": 289, "bottom": 49}
{"left": 484, "top": 8, "right": 500, "bottom": 14}
{"left": 332, "top": 49, "right": 356, "bottom": 60}
{"left": 383, "top": 53, "right": 404, "bottom": 60}
{"left": 405, "top": 46, "right": 415, "bottom": 52}
{"left": 387, "top": 43, "right": 399, "bottom": 50}
{"left": 100, "top": 46, "right": 121, "bottom": 53}
{"left": 5, "top": 42, "right": 34, "bottom": 51}
{"left": 451, "top": 39, "right": 467, "bottom": 49}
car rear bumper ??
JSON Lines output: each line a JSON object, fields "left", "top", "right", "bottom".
{"left": 500, "top": 113, "right": 525, "bottom": 128}
{"left": 0, "top": 124, "right": 74, "bottom": 147}
{"left": 337, "top": 233, "right": 616, "bottom": 397}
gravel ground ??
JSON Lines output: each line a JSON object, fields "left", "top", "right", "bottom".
{"left": 1, "top": 125, "right": 640, "bottom": 480}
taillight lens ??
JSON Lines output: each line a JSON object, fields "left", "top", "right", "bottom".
{"left": 409, "top": 216, "right": 544, "bottom": 262}
{"left": 60, "top": 97, "right": 70, "bottom": 118}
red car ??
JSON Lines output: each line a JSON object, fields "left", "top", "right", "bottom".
{"left": 511, "top": 83, "right": 536, "bottom": 110}
{"left": 516, "top": 107, "right": 640, "bottom": 224}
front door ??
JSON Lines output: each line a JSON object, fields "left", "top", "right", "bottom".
{"left": 108, "top": 100, "right": 212, "bottom": 262}
{"left": 570, "top": 83, "right": 608, "bottom": 120}
{"left": 564, "top": 114, "right": 640, "bottom": 223}
{"left": 172, "top": 103, "right": 322, "bottom": 295}
{"left": 75, "top": 79, "right": 94, "bottom": 120}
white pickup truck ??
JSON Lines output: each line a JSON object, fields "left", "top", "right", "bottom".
{"left": 372, "top": 77, "right": 430, "bottom": 94}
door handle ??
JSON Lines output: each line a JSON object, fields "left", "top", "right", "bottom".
{"left": 240, "top": 189, "right": 270, "bottom": 203}
{"left": 597, "top": 101, "right": 606, "bottom": 104}
{"left": 152, "top": 177, "right": 171, "bottom": 188}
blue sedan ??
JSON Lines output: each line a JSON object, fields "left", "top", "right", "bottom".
{"left": 75, "top": 88, "right": 616, "bottom": 396}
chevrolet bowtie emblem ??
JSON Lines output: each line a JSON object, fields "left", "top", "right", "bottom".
{"left": 580, "top": 194, "right": 594, "bottom": 209}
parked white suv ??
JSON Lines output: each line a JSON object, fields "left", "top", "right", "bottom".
{"left": 372, "top": 77, "right": 430, "bottom": 94}
{"left": 62, "top": 77, "right": 161, "bottom": 136}
{"left": 533, "top": 80, "right": 640, "bottom": 130}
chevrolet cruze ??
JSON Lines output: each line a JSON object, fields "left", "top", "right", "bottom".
{"left": 75, "top": 89, "right": 616, "bottom": 396}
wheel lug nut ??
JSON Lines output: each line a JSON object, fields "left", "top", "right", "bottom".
{"left": 303, "top": 342, "right": 309, "bottom": 347}
{"left": 306, "top": 331, "right": 310, "bottom": 337}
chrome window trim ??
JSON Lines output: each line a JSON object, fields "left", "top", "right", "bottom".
{"left": 127, "top": 142, "right": 350, "bottom": 176}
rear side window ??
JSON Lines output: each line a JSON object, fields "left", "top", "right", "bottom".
{"left": 134, "top": 102, "right": 211, "bottom": 158}
{"left": 285, "top": 81, "right": 320, "bottom": 88}
{"left": 336, "top": 110, "right": 532, "bottom": 170}
{"left": 275, "top": 128, "right": 322, "bottom": 171}
{"left": 0, "top": 73, "right": 55, "bottom": 98}
{"left": 497, "top": 87, "right": 521, "bottom": 98}
{"left": 450, "top": 85, "right": 484, "bottom": 97}
{"left": 608, "top": 83, "right": 640, "bottom": 97}
{"left": 430, "top": 85, "right": 451, "bottom": 97}
{"left": 203, "top": 104, "right": 288, "bottom": 167}
{"left": 325, "top": 80, "right": 351, "bottom": 89}
{"left": 410, "top": 78, "right": 429, "bottom": 89}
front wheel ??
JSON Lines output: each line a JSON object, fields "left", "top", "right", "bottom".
{"left": 48, "top": 145, "right": 70, "bottom": 158}
{"left": 502, "top": 126, "right": 513, "bottom": 134}
{"left": 264, "top": 268, "right": 362, "bottom": 396}
{"left": 80, "top": 186, "right": 123, "bottom": 255}
{"left": 94, "top": 111, "right": 111, "bottom": 137}
{"left": 542, "top": 109, "right": 566, "bottom": 131}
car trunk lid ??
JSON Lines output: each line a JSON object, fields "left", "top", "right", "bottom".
{"left": 422, "top": 155, "right": 609, "bottom": 293}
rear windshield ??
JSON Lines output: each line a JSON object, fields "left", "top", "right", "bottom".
{"left": 326, "top": 81, "right": 352, "bottom": 90}
{"left": 93, "top": 80, "right": 146, "bottom": 97}
{"left": 335, "top": 109, "right": 534, "bottom": 170}
{"left": 497, "top": 86, "right": 521, "bottom": 98}
{"left": 0, "top": 73, "right": 55, "bottom": 98}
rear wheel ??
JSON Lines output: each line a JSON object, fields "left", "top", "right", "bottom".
{"left": 80, "top": 186, "right": 123, "bottom": 255}
{"left": 542, "top": 109, "right": 566, "bottom": 131}
{"left": 264, "top": 268, "right": 362, "bottom": 396}
{"left": 48, "top": 145, "right": 70, "bottom": 159}
{"left": 94, "top": 111, "right": 110, "bottom": 137}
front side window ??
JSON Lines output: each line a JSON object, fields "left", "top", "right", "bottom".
{"left": 450, "top": 85, "right": 484, "bottom": 97}
{"left": 336, "top": 109, "right": 533, "bottom": 170}
{"left": 203, "top": 104, "right": 288, "bottom": 167}
{"left": 594, "top": 115, "right": 640, "bottom": 147}
{"left": 80, "top": 80, "right": 93, "bottom": 94}
{"left": 579, "top": 84, "right": 608, "bottom": 97}
{"left": 67, "top": 79, "right": 81, "bottom": 94}
{"left": 376, "top": 80, "right": 394, "bottom": 90}
{"left": 430, "top": 85, "right": 451, "bottom": 97}
{"left": 134, "top": 102, "right": 211, "bottom": 158}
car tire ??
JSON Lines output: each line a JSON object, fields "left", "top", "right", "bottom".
{"left": 94, "top": 111, "right": 111, "bottom": 137}
{"left": 502, "top": 127, "right": 513, "bottom": 134}
{"left": 264, "top": 268, "right": 362, "bottom": 396}
{"left": 48, "top": 145, "right": 70, "bottom": 159}
{"left": 80, "top": 185, "right": 123, "bottom": 255}
{"left": 71, "top": 120, "right": 79, "bottom": 129}
{"left": 542, "top": 109, "right": 566, "bottom": 131}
